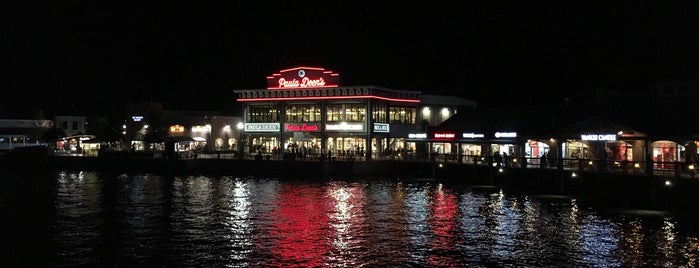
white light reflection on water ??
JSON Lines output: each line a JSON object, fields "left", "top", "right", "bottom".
{"left": 404, "top": 182, "right": 430, "bottom": 263}
{"left": 578, "top": 214, "right": 621, "bottom": 267}
{"left": 325, "top": 182, "right": 366, "bottom": 267}
{"left": 224, "top": 178, "right": 252, "bottom": 266}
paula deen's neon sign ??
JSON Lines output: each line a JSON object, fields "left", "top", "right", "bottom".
{"left": 267, "top": 66, "right": 340, "bottom": 89}
{"left": 278, "top": 77, "right": 326, "bottom": 88}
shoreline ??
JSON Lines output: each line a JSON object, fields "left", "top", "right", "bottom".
{"left": 2, "top": 147, "right": 698, "bottom": 212}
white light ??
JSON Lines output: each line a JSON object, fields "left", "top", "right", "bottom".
{"left": 438, "top": 163, "right": 443, "bottom": 168}
{"left": 571, "top": 172, "right": 577, "bottom": 178}
{"left": 122, "top": 124, "right": 126, "bottom": 129}
{"left": 422, "top": 107, "right": 431, "bottom": 116}
{"left": 498, "top": 168, "right": 504, "bottom": 173}
{"left": 236, "top": 122, "right": 244, "bottom": 130}
{"left": 665, "top": 180, "right": 672, "bottom": 186}
{"left": 144, "top": 124, "right": 149, "bottom": 129}
{"left": 223, "top": 125, "right": 231, "bottom": 131}
{"left": 441, "top": 108, "right": 450, "bottom": 117}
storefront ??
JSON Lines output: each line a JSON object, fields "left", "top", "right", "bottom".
{"left": 235, "top": 66, "right": 422, "bottom": 160}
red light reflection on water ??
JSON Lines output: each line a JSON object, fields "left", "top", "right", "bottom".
{"left": 266, "top": 184, "right": 332, "bottom": 267}
{"left": 429, "top": 185, "right": 459, "bottom": 267}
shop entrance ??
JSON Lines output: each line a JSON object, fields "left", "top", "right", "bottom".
{"left": 327, "top": 137, "right": 366, "bottom": 159}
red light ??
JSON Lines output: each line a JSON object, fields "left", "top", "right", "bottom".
{"left": 238, "top": 95, "right": 420, "bottom": 103}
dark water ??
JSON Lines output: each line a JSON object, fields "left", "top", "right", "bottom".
{"left": 2, "top": 170, "right": 699, "bottom": 267}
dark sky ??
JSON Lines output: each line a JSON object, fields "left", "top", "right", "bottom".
{"left": 2, "top": 1, "right": 699, "bottom": 117}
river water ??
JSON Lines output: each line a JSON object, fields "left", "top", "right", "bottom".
{"left": 1, "top": 170, "right": 699, "bottom": 267}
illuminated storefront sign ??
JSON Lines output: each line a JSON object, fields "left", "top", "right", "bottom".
{"left": 132, "top": 116, "right": 143, "bottom": 122}
{"left": 169, "top": 125, "right": 185, "bottom": 134}
{"left": 409, "top": 133, "right": 427, "bottom": 139}
{"left": 267, "top": 66, "right": 340, "bottom": 89}
{"left": 581, "top": 134, "right": 617, "bottom": 141}
{"left": 326, "top": 123, "right": 363, "bottom": 131}
{"left": 284, "top": 123, "right": 319, "bottom": 132}
{"left": 494, "top": 132, "right": 517, "bottom": 138}
{"left": 191, "top": 125, "right": 211, "bottom": 133}
{"left": 434, "top": 133, "right": 456, "bottom": 139}
{"left": 373, "top": 123, "right": 389, "bottom": 133}
{"left": 245, "top": 123, "right": 280, "bottom": 132}
{"left": 462, "top": 133, "right": 484, "bottom": 138}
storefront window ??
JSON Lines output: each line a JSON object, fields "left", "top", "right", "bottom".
{"left": 652, "top": 140, "right": 684, "bottom": 163}
{"left": 285, "top": 104, "right": 321, "bottom": 122}
{"left": 372, "top": 102, "right": 387, "bottom": 123}
{"left": 526, "top": 141, "right": 550, "bottom": 159}
{"left": 389, "top": 107, "right": 416, "bottom": 124}
{"left": 461, "top": 144, "right": 481, "bottom": 156}
{"left": 606, "top": 141, "right": 633, "bottom": 161}
{"left": 248, "top": 105, "right": 280, "bottom": 123}
{"left": 563, "top": 141, "right": 589, "bottom": 159}
{"left": 326, "top": 104, "right": 366, "bottom": 122}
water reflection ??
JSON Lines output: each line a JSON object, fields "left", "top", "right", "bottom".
{"left": 4, "top": 171, "right": 699, "bottom": 266}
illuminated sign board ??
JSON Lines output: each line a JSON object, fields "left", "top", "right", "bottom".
{"left": 284, "top": 123, "right": 319, "bottom": 132}
{"left": 494, "top": 132, "right": 517, "bottom": 138}
{"left": 434, "top": 133, "right": 456, "bottom": 139}
{"left": 132, "top": 116, "right": 143, "bottom": 122}
{"left": 266, "top": 66, "right": 340, "bottom": 89}
{"left": 245, "top": 123, "right": 280, "bottom": 132}
{"left": 409, "top": 133, "right": 427, "bottom": 139}
{"left": 462, "top": 133, "right": 485, "bottom": 138}
{"left": 326, "top": 123, "right": 363, "bottom": 131}
{"left": 581, "top": 134, "right": 617, "bottom": 141}
{"left": 191, "top": 125, "right": 211, "bottom": 133}
{"left": 169, "top": 125, "right": 185, "bottom": 134}
{"left": 373, "top": 123, "right": 389, "bottom": 133}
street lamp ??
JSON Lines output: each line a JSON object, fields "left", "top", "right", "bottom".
{"left": 236, "top": 122, "right": 245, "bottom": 159}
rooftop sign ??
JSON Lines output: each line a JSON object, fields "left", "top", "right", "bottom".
{"left": 266, "top": 66, "right": 340, "bottom": 89}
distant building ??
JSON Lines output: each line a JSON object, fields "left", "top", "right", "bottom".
{"left": 123, "top": 102, "right": 242, "bottom": 154}
{"left": 54, "top": 116, "right": 87, "bottom": 137}
{"left": 0, "top": 119, "right": 52, "bottom": 151}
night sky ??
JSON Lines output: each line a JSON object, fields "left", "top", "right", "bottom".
{"left": 2, "top": 2, "right": 699, "bottom": 117}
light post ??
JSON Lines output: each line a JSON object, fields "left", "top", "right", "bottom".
{"left": 236, "top": 122, "right": 245, "bottom": 159}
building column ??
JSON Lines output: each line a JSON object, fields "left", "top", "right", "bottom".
{"left": 365, "top": 100, "right": 372, "bottom": 160}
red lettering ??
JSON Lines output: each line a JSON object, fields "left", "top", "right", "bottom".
{"left": 285, "top": 123, "right": 319, "bottom": 132}
{"left": 278, "top": 77, "right": 326, "bottom": 88}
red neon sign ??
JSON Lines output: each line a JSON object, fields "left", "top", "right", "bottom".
{"left": 284, "top": 123, "right": 319, "bottom": 132}
{"left": 434, "top": 133, "right": 456, "bottom": 139}
{"left": 267, "top": 66, "right": 340, "bottom": 89}
{"left": 238, "top": 95, "right": 420, "bottom": 103}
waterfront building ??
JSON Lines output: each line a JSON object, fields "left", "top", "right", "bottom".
{"left": 123, "top": 102, "right": 242, "bottom": 156}
{"left": 0, "top": 119, "right": 52, "bottom": 151}
{"left": 233, "top": 66, "right": 475, "bottom": 160}
{"left": 53, "top": 115, "right": 87, "bottom": 137}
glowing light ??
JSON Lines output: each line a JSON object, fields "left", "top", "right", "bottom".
{"left": 571, "top": 172, "right": 577, "bottom": 178}
{"left": 439, "top": 163, "right": 443, "bottom": 168}
{"left": 498, "top": 168, "right": 504, "bottom": 173}
{"left": 665, "top": 180, "right": 672, "bottom": 186}
{"left": 238, "top": 95, "right": 420, "bottom": 103}
{"left": 690, "top": 164, "right": 695, "bottom": 170}
{"left": 634, "top": 163, "right": 641, "bottom": 168}
{"left": 441, "top": 107, "right": 450, "bottom": 117}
